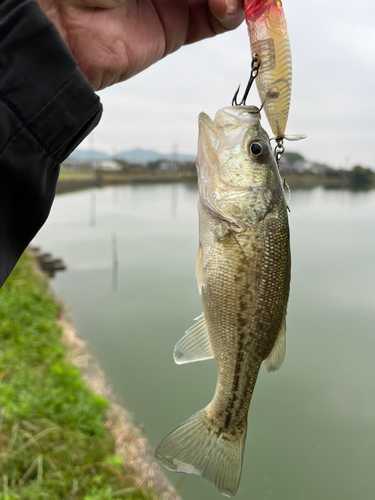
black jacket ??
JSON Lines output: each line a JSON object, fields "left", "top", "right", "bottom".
{"left": 0, "top": 0, "right": 102, "bottom": 287}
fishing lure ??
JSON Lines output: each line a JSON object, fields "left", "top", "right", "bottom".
{"left": 244, "top": 0, "right": 292, "bottom": 139}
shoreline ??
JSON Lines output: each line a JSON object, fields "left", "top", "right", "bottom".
{"left": 56, "top": 172, "right": 197, "bottom": 194}
{"left": 58, "top": 316, "right": 180, "bottom": 500}
{"left": 56, "top": 171, "right": 375, "bottom": 195}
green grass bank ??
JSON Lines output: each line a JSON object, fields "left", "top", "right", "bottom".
{"left": 0, "top": 252, "right": 159, "bottom": 500}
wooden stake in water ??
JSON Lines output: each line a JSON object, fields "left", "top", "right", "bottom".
{"left": 90, "top": 190, "right": 96, "bottom": 227}
{"left": 112, "top": 232, "right": 119, "bottom": 292}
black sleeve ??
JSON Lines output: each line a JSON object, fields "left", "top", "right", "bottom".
{"left": 0, "top": 0, "right": 103, "bottom": 287}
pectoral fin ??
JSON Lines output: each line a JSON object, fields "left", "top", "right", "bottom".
{"left": 264, "top": 317, "right": 286, "bottom": 373}
{"left": 195, "top": 245, "right": 203, "bottom": 295}
{"left": 173, "top": 313, "right": 214, "bottom": 364}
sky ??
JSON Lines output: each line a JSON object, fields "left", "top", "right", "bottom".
{"left": 78, "top": 0, "right": 375, "bottom": 169}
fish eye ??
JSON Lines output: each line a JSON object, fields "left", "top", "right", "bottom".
{"left": 251, "top": 143, "right": 263, "bottom": 155}
{"left": 248, "top": 140, "right": 269, "bottom": 162}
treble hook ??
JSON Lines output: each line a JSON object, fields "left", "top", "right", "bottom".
{"left": 232, "top": 55, "right": 261, "bottom": 106}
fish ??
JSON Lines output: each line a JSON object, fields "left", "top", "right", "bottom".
{"left": 245, "top": 0, "right": 292, "bottom": 138}
{"left": 155, "top": 105, "right": 291, "bottom": 497}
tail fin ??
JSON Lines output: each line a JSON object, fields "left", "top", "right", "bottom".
{"left": 155, "top": 408, "right": 246, "bottom": 497}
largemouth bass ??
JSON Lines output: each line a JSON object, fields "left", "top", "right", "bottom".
{"left": 156, "top": 106, "right": 291, "bottom": 497}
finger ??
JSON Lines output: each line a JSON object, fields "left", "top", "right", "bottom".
{"left": 209, "top": 0, "right": 244, "bottom": 31}
{"left": 186, "top": 0, "right": 244, "bottom": 45}
{"left": 68, "top": 0, "right": 127, "bottom": 7}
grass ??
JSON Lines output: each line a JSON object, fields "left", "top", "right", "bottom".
{"left": 58, "top": 170, "right": 196, "bottom": 183}
{"left": 58, "top": 172, "right": 96, "bottom": 182}
{"left": 0, "top": 253, "right": 157, "bottom": 500}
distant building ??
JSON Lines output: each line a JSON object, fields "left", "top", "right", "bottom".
{"left": 94, "top": 160, "right": 121, "bottom": 171}
{"left": 280, "top": 158, "right": 329, "bottom": 174}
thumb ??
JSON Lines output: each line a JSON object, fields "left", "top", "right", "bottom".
{"left": 209, "top": 0, "right": 244, "bottom": 31}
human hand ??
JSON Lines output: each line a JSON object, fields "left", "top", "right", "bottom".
{"left": 36, "top": 0, "right": 244, "bottom": 91}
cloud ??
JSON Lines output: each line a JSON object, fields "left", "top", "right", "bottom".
{"left": 78, "top": 0, "right": 375, "bottom": 168}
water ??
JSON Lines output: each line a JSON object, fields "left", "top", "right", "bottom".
{"left": 33, "top": 184, "right": 375, "bottom": 500}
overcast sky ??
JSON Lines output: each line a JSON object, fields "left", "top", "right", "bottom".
{"left": 78, "top": 0, "right": 375, "bottom": 169}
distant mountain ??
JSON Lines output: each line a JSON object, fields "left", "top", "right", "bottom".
{"left": 115, "top": 149, "right": 195, "bottom": 163}
{"left": 67, "top": 149, "right": 111, "bottom": 161}
{"left": 67, "top": 148, "right": 195, "bottom": 164}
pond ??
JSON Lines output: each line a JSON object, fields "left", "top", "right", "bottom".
{"left": 33, "top": 183, "right": 375, "bottom": 500}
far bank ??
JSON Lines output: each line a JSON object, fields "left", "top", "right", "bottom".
{"left": 57, "top": 166, "right": 375, "bottom": 194}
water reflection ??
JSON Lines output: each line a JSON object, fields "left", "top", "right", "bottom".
{"left": 34, "top": 185, "right": 375, "bottom": 500}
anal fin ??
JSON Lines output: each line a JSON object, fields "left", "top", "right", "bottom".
{"left": 173, "top": 313, "right": 214, "bottom": 364}
{"left": 264, "top": 316, "right": 286, "bottom": 373}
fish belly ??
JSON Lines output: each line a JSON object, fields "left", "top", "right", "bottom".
{"left": 199, "top": 199, "right": 290, "bottom": 435}
{"left": 155, "top": 197, "right": 290, "bottom": 497}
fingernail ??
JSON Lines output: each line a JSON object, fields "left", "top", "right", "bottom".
{"left": 226, "top": 0, "right": 238, "bottom": 15}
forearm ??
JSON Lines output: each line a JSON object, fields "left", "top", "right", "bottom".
{"left": 0, "top": 0, "right": 102, "bottom": 287}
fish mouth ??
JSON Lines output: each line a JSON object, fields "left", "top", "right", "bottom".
{"left": 198, "top": 112, "right": 218, "bottom": 143}
{"left": 196, "top": 106, "right": 263, "bottom": 181}
{"left": 197, "top": 112, "right": 219, "bottom": 181}
{"left": 215, "top": 106, "right": 261, "bottom": 127}
{"left": 197, "top": 106, "right": 261, "bottom": 152}
{"left": 198, "top": 106, "right": 261, "bottom": 129}
{"left": 198, "top": 112, "right": 215, "bottom": 134}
